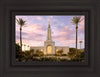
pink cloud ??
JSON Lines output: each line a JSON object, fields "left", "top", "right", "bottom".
{"left": 52, "top": 25, "right": 75, "bottom": 41}
{"left": 21, "top": 24, "right": 46, "bottom": 34}
{"left": 47, "top": 18, "right": 50, "bottom": 22}
{"left": 16, "top": 23, "right": 46, "bottom": 44}
{"left": 52, "top": 23, "right": 84, "bottom": 42}
{"left": 79, "top": 17, "right": 85, "bottom": 29}
{"left": 78, "top": 16, "right": 85, "bottom": 34}
{"left": 50, "top": 16, "right": 53, "bottom": 18}
{"left": 62, "top": 40, "right": 75, "bottom": 45}
{"left": 60, "top": 39, "right": 84, "bottom": 48}
{"left": 16, "top": 39, "right": 44, "bottom": 46}
{"left": 37, "top": 16, "right": 42, "bottom": 20}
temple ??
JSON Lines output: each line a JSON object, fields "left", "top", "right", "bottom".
{"left": 30, "top": 21, "right": 69, "bottom": 55}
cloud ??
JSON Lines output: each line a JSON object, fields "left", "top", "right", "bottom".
{"left": 37, "top": 16, "right": 42, "bottom": 20}
{"left": 78, "top": 16, "right": 85, "bottom": 34}
{"left": 16, "top": 23, "right": 46, "bottom": 44}
{"left": 62, "top": 40, "right": 75, "bottom": 45}
{"left": 61, "top": 40, "right": 84, "bottom": 45}
{"left": 52, "top": 25, "right": 75, "bottom": 41}
{"left": 23, "top": 32, "right": 44, "bottom": 41}
{"left": 21, "top": 24, "right": 46, "bottom": 33}
{"left": 16, "top": 39, "right": 44, "bottom": 46}
{"left": 50, "top": 16, "right": 53, "bottom": 18}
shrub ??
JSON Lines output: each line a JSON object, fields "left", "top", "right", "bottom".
{"left": 39, "top": 51, "right": 44, "bottom": 56}
{"left": 15, "top": 43, "right": 21, "bottom": 52}
{"left": 16, "top": 43, "right": 21, "bottom": 58}
{"left": 69, "top": 51, "right": 85, "bottom": 61}
{"left": 56, "top": 49, "right": 63, "bottom": 56}
{"left": 33, "top": 54, "right": 39, "bottom": 56}
{"left": 36, "top": 49, "right": 40, "bottom": 54}
{"left": 30, "top": 49, "right": 34, "bottom": 55}
{"left": 35, "top": 49, "right": 44, "bottom": 56}
{"left": 62, "top": 54, "right": 67, "bottom": 56}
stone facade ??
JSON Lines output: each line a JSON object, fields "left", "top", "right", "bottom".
{"left": 55, "top": 46, "right": 69, "bottom": 54}
{"left": 30, "top": 21, "right": 69, "bottom": 54}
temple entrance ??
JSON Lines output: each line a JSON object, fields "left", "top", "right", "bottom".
{"left": 47, "top": 45, "right": 52, "bottom": 54}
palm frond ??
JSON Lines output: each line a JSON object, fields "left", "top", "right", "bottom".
{"left": 16, "top": 18, "right": 26, "bottom": 27}
{"left": 72, "top": 16, "right": 81, "bottom": 25}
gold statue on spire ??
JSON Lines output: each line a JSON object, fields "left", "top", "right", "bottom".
{"left": 48, "top": 19, "right": 50, "bottom": 25}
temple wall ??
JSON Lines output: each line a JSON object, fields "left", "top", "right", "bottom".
{"left": 30, "top": 46, "right": 69, "bottom": 54}
{"left": 55, "top": 46, "right": 69, "bottom": 54}
{"left": 30, "top": 46, "right": 44, "bottom": 53}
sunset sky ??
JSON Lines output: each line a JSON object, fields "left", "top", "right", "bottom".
{"left": 16, "top": 15, "right": 85, "bottom": 49}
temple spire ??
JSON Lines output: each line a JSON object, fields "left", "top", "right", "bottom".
{"left": 48, "top": 20, "right": 50, "bottom": 28}
{"left": 47, "top": 20, "right": 52, "bottom": 40}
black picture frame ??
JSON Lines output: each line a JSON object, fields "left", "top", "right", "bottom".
{"left": 0, "top": 0, "right": 99, "bottom": 77}
{"left": 12, "top": 11, "right": 88, "bottom": 66}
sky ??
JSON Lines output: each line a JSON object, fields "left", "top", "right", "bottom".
{"left": 16, "top": 15, "right": 85, "bottom": 49}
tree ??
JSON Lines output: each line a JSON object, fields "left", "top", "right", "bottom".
{"left": 72, "top": 16, "right": 81, "bottom": 55}
{"left": 16, "top": 18, "right": 26, "bottom": 52}
{"left": 79, "top": 41, "right": 83, "bottom": 50}
{"left": 16, "top": 43, "right": 21, "bottom": 58}
{"left": 30, "top": 49, "right": 34, "bottom": 55}
{"left": 67, "top": 48, "right": 76, "bottom": 58}
{"left": 56, "top": 49, "right": 63, "bottom": 56}
{"left": 15, "top": 43, "right": 25, "bottom": 61}
{"left": 36, "top": 49, "right": 40, "bottom": 54}
{"left": 15, "top": 43, "right": 21, "bottom": 53}
{"left": 68, "top": 48, "right": 85, "bottom": 61}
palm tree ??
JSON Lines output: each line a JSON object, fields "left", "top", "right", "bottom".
{"left": 72, "top": 16, "right": 81, "bottom": 55}
{"left": 79, "top": 41, "right": 83, "bottom": 50}
{"left": 16, "top": 18, "right": 26, "bottom": 52}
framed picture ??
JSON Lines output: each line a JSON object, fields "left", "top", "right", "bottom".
{"left": 15, "top": 15, "right": 85, "bottom": 62}
{"left": 0, "top": 0, "right": 99, "bottom": 77}
{"left": 13, "top": 12, "right": 88, "bottom": 66}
